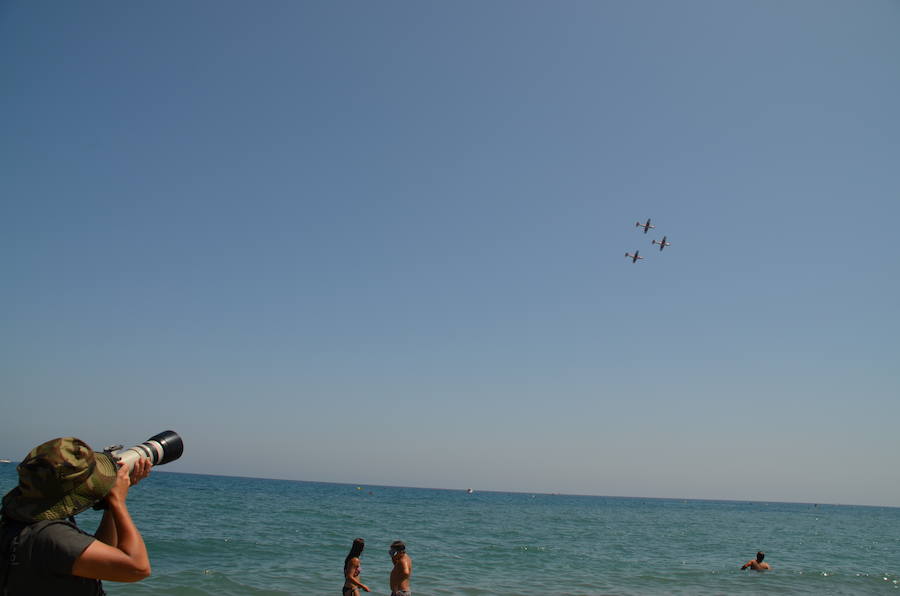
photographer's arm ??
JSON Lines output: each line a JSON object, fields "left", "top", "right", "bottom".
{"left": 94, "top": 458, "right": 150, "bottom": 547}
{"left": 73, "top": 460, "right": 152, "bottom": 582}
{"left": 93, "top": 508, "right": 118, "bottom": 547}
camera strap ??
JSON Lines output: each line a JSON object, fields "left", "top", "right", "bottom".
{"left": 0, "top": 519, "right": 105, "bottom": 596}
{"left": 0, "top": 518, "right": 27, "bottom": 596}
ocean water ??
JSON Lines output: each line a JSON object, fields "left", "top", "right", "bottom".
{"left": 1, "top": 466, "right": 899, "bottom": 595}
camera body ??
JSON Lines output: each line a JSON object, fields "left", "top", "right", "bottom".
{"left": 104, "top": 430, "right": 184, "bottom": 471}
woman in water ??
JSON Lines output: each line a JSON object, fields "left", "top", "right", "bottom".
{"left": 343, "top": 537, "right": 370, "bottom": 594}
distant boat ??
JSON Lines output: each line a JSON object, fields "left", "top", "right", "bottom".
{"left": 0, "top": 459, "right": 11, "bottom": 464}
{"left": 466, "top": 488, "right": 474, "bottom": 494}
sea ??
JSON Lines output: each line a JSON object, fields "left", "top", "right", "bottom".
{"left": 1, "top": 465, "right": 899, "bottom": 595}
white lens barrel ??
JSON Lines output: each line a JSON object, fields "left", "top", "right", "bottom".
{"left": 108, "top": 431, "right": 183, "bottom": 471}
{"left": 113, "top": 441, "right": 164, "bottom": 471}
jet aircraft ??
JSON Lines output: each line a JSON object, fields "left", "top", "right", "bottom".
{"left": 635, "top": 218, "right": 654, "bottom": 233}
{"left": 651, "top": 236, "right": 671, "bottom": 251}
{"left": 625, "top": 250, "right": 643, "bottom": 263}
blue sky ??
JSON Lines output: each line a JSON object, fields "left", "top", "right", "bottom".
{"left": 2, "top": 1, "right": 899, "bottom": 507}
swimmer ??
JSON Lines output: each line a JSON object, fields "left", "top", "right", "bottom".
{"left": 389, "top": 540, "right": 412, "bottom": 596}
{"left": 342, "top": 537, "right": 370, "bottom": 594}
{"left": 741, "top": 551, "right": 771, "bottom": 571}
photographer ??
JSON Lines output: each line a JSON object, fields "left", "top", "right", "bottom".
{"left": 0, "top": 437, "right": 152, "bottom": 595}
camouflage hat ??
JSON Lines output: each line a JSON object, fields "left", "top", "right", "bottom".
{"left": 0, "top": 437, "right": 118, "bottom": 522}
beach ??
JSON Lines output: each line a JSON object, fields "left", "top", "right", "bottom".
{"left": 2, "top": 466, "right": 898, "bottom": 594}
{"left": 4, "top": 4, "right": 900, "bottom": 593}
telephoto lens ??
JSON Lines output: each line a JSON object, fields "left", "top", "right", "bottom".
{"left": 105, "top": 430, "right": 184, "bottom": 471}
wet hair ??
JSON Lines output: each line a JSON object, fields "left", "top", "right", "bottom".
{"left": 756, "top": 551, "right": 765, "bottom": 562}
{"left": 344, "top": 538, "right": 365, "bottom": 571}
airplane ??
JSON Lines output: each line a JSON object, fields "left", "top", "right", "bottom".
{"left": 625, "top": 250, "right": 643, "bottom": 263}
{"left": 635, "top": 218, "right": 654, "bottom": 233}
{"left": 651, "top": 236, "right": 671, "bottom": 251}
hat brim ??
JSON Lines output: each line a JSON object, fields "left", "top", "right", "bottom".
{"left": 1, "top": 452, "right": 118, "bottom": 522}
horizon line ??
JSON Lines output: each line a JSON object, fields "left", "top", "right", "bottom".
{"left": 142, "top": 468, "right": 900, "bottom": 510}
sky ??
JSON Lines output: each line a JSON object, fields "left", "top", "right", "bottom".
{"left": 2, "top": 1, "right": 899, "bottom": 507}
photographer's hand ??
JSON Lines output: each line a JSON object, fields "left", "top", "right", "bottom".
{"left": 129, "top": 457, "right": 151, "bottom": 486}
{"left": 78, "top": 459, "right": 152, "bottom": 581}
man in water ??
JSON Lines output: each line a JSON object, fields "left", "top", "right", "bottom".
{"left": 389, "top": 540, "right": 412, "bottom": 596}
{"left": 741, "top": 551, "right": 771, "bottom": 571}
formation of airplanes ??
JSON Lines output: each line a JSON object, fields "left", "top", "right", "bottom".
{"left": 626, "top": 218, "right": 671, "bottom": 263}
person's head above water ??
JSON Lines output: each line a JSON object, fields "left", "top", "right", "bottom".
{"left": 345, "top": 537, "right": 365, "bottom": 568}
{"left": 389, "top": 540, "right": 406, "bottom": 557}
{"left": 349, "top": 538, "right": 365, "bottom": 557}
{"left": 756, "top": 551, "right": 765, "bottom": 562}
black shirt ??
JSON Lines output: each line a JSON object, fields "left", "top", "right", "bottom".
{"left": 2, "top": 518, "right": 103, "bottom": 596}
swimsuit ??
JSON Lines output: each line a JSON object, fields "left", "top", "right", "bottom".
{"left": 391, "top": 592, "right": 412, "bottom": 596}
{"left": 342, "top": 562, "right": 361, "bottom": 594}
